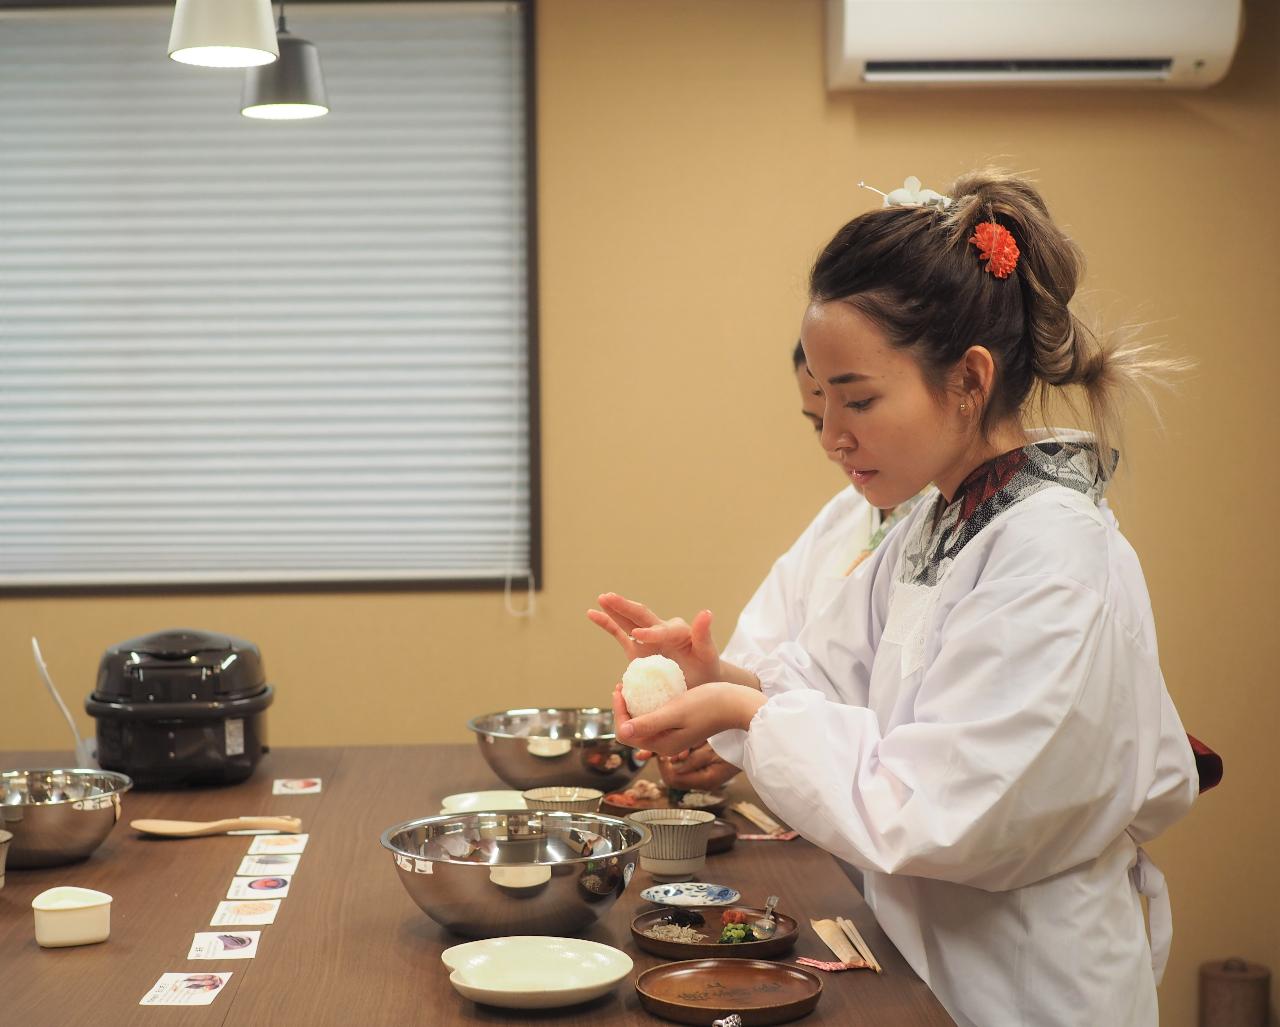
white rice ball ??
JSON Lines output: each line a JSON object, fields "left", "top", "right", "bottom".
{"left": 621, "top": 655, "right": 687, "bottom": 717}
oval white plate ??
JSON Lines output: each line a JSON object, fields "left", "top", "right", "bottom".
{"left": 441, "top": 936, "right": 632, "bottom": 1009}
{"left": 439, "top": 790, "right": 527, "bottom": 815}
{"left": 640, "top": 882, "right": 741, "bottom": 906}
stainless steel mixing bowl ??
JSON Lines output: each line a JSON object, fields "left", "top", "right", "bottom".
{"left": 467, "top": 708, "right": 643, "bottom": 791}
{"left": 0, "top": 769, "right": 133, "bottom": 869}
{"left": 380, "top": 810, "right": 650, "bottom": 938}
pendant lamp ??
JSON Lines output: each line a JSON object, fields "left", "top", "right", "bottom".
{"left": 169, "top": 0, "right": 279, "bottom": 68}
{"left": 241, "top": 6, "right": 329, "bottom": 121}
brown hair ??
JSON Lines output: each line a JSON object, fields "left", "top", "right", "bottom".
{"left": 808, "top": 168, "right": 1181, "bottom": 469}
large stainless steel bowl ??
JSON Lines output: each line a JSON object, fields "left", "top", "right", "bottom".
{"left": 380, "top": 810, "right": 650, "bottom": 938}
{"left": 0, "top": 769, "right": 133, "bottom": 869}
{"left": 468, "top": 708, "right": 642, "bottom": 791}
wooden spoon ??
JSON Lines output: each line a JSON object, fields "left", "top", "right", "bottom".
{"left": 130, "top": 816, "right": 303, "bottom": 838}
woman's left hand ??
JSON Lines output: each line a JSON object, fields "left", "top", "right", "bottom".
{"left": 611, "top": 681, "right": 766, "bottom": 756}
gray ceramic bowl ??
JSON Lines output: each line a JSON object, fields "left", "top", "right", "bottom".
{"left": 467, "top": 708, "right": 643, "bottom": 791}
{"left": 0, "top": 769, "right": 133, "bottom": 869}
{"left": 380, "top": 810, "right": 650, "bottom": 938}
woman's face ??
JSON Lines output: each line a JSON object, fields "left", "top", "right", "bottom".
{"left": 801, "top": 300, "right": 968, "bottom": 508}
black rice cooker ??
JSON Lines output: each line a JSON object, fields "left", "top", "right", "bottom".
{"left": 86, "top": 629, "right": 273, "bottom": 789}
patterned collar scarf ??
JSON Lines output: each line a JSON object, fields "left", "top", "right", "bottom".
{"left": 900, "top": 434, "right": 1115, "bottom": 588}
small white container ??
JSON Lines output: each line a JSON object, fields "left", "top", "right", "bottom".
{"left": 32, "top": 886, "right": 112, "bottom": 947}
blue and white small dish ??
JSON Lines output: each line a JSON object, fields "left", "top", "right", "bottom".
{"left": 640, "top": 883, "right": 741, "bottom": 907}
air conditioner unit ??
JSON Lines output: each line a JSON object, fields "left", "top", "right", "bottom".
{"left": 827, "top": 0, "right": 1243, "bottom": 89}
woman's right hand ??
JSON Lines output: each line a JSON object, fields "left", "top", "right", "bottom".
{"left": 656, "top": 743, "right": 740, "bottom": 792}
{"left": 586, "top": 592, "right": 721, "bottom": 687}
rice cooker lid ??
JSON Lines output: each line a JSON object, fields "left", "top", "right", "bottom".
{"left": 93, "top": 628, "right": 267, "bottom": 704}
{"left": 115, "top": 628, "right": 237, "bottom": 659}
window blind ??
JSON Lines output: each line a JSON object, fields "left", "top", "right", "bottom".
{"left": 0, "top": 2, "right": 534, "bottom": 587}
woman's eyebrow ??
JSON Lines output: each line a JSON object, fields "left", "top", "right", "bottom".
{"left": 828, "top": 371, "right": 872, "bottom": 385}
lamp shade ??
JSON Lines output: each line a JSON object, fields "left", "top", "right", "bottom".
{"left": 169, "top": 0, "right": 279, "bottom": 68}
{"left": 241, "top": 32, "right": 329, "bottom": 120}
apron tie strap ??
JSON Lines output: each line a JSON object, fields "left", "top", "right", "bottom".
{"left": 1131, "top": 846, "right": 1171, "bottom": 984}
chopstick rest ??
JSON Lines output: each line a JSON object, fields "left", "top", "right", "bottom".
{"left": 795, "top": 956, "right": 869, "bottom": 972}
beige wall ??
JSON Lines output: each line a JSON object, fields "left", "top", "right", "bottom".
{"left": 4, "top": 2, "right": 1277, "bottom": 1022}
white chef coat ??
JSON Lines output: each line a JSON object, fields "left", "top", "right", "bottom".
{"left": 721, "top": 486, "right": 876, "bottom": 669}
{"left": 712, "top": 453, "right": 1197, "bottom": 1027}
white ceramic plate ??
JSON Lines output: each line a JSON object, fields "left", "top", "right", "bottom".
{"left": 439, "top": 791, "right": 527, "bottom": 815}
{"left": 640, "top": 882, "right": 741, "bottom": 907}
{"left": 441, "top": 936, "right": 632, "bottom": 1009}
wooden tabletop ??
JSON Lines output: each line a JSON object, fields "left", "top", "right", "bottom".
{"left": 0, "top": 746, "right": 955, "bottom": 1026}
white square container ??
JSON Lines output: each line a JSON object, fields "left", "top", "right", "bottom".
{"left": 32, "top": 887, "right": 112, "bottom": 947}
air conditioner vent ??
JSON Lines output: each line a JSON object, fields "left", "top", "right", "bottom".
{"left": 865, "top": 59, "right": 1173, "bottom": 77}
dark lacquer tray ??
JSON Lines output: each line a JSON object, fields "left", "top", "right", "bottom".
{"left": 635, "top": 958, "right": 822, "bottom": 1026}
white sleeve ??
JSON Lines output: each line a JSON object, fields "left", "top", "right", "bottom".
{"left": 721, "top": 489, "right": 866, "bottom": 672}
{"left": 709, "top": 511, "right": 899, "bottom": 768}
{"left": 1127, "top": 687, "right": 1197, "bottom": 843}
{"left": 741, "top": 573, "right": 1186, "bottom": 890}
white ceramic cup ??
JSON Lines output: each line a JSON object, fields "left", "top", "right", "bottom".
{"left": 625, "top": 808, "right": 715, "bottom": 882}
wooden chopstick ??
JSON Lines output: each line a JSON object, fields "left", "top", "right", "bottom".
{"left": 731, "top": 801, "right": 786, "bottom": 835}
{"left": 836, "top": 915, "right": 882, "bottom": 973}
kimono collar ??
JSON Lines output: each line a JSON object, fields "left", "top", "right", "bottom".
{"left": 900, "top": 431, "right": 1115, "bottom": 588}
{"left": 947, "top": 430, "right": 1114, "bottom": 524}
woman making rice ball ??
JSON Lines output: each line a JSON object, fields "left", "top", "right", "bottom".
{"left": 591, "top": 169, "right": 1199, "bottom": 1027}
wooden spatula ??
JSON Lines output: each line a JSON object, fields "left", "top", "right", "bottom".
{"left": 130, "top": 816, "right": 302, "bottom": 838}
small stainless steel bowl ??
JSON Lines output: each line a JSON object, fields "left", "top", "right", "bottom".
{"left": 380, "top": 810, "right": 650, "bottom": 938}
{"left": 467, "top": 708, "right": 642, "bottom": 791}
{"left": 0, "top": 769, "right": 133, "bottom": 869}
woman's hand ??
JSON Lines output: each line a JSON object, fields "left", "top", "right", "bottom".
{"left": 656, "top": 743, "right": 741, "bottom": 792}
{"left": 587, "top": 592, "right": 721, "bottom": 687}
{"left": 611, "top": 681, "right": 766, "bottom": 757}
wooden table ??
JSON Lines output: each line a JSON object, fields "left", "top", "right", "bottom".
{"left": 0, "top": 746, "right": 955, "bottom": 1026}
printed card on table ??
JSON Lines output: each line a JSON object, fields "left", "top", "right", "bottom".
{"left": 139, "top": 972, "right": 232, "bottom": 1006}
{"left": 273, "top": 777, "right": 322, "bottom": 795}
{"left": 211, "top": 899, "right": 280, "bottom": 926}
{"left": 237, "top": 853, "right": 301, "bottom": 877}
{"left": 248, "top": 832, "right": 309, "bottom": 855}
{"left": 188, "top": 931, "right": 261, "bottom": 960}
{"left": 227, "top": 875, "right": 291, "bottom": 900}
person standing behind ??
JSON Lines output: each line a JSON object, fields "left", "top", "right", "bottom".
{"left": 631, "top": 342, "right": 919, "bottom": 792}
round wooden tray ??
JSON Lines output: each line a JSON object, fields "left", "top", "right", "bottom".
{"left": 635, "top": 958, "right": 822, "bottom": 1026}
{"left": 631, "top": 904, "right": 799, "bottom": 961}
{"left": 706, "top": 817, "right": 737, "bottom": 855}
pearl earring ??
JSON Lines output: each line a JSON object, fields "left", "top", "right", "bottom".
{"left": 960, "top": 402, "right": 968, "bottom": 414}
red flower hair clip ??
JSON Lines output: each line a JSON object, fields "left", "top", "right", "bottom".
{"left": 968, "top": 222, "right": 1019, "bottom": 279}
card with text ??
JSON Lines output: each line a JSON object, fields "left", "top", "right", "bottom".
{"left": 237, "top": 853, "right": 300, "bottom": 877}
{"left": 188, "top": 931, "right": 261, "bottom": 960}
{"left": 248, "top": 833, "right": 309, "bottom": 855}
{"left": 227, "top": 875, "right": 291, "bottom": 900}
{"left": 273, "top": 778, "right": 322, "bottom": 795}
{"left": 211, "top": 899, "right": 280, "bottom": 926}
{"left": 139, "top": 972, "right": 231, "bottom": 1006}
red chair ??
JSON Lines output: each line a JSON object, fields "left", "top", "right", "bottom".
{"left": 1189, "top": 734, "right": 1223, "bottom": 792}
